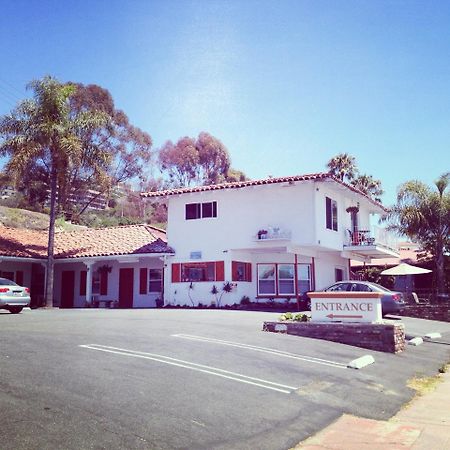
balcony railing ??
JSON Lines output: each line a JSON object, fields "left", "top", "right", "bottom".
{"left": 254, "top": 228, "right": 292, "bottom": 241}
{"left": 344, "top": 226, "right": 397, "bottom": 252}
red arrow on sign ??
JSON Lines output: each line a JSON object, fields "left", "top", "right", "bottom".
{"left": 326, "top": 314, "right": 363, "bottom": 319}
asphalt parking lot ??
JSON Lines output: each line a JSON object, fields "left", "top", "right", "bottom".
{"left": 1, "top": 309, "right": 450, "bottom": 450}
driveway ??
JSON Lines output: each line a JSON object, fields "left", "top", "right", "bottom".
{"left": 1, "top": 309, "right": 449, "bottom": 450}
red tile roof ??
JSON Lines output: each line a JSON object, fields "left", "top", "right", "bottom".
{"left": 140, "top": 172, "right": 386, "bottom": 210}
{"left": 0, "top": 227, "right": 48, "bottom": 258}
{"left": 0, "top": 225, "right": 173, "bottom": 260}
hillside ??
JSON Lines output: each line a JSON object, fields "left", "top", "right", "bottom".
{"left": 0, "top": 206, "right": 83, "bottom": 231}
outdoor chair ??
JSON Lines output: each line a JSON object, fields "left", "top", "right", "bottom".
{"left": 411, "top": 292, "right": 428, "bottom": 304}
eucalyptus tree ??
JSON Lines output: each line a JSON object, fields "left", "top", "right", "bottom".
{"left": 384, "top": 173, "right": 450, "bottom": 293}
{"left": 158, "top": 132, "right": 235, "bottom": 187}
{"left": 0, "top": 76, "right": 109, "bottom": 307}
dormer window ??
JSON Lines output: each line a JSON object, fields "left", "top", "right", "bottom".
{"left": 185, "top": 201, "right": 217, "bottom": 220}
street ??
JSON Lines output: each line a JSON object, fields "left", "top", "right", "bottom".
{"left": 1, "top": 309, "right": 450, "bottom": 450}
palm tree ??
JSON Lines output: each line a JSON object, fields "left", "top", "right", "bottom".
{"left": 351, "top": 174, "right": 384, "bottom": 203}
{"left": 326, "top": 153, "right": 357, "bottom": 182}
{"left": 384, "top": 173, "right": 450, "bottom": 294}
{"left": 0, "top": 77, "right": 109, "bottom": 307}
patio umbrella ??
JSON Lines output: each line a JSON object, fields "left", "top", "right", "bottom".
{"left": 380, "top": 263, "right": 432, "bottom": 276}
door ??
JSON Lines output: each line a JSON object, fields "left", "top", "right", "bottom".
{"left": 119, "top": 268, "right": 134, "bottom": 308}
{"left": 61, "top": 271, "right": 75, "bottom": 308}
{"left": 31, "top": 263, "right": 45, "bottom": 308}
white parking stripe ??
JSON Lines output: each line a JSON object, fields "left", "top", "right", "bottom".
{"left": 172, "top": 334, "right": 348, "bottom": 369}
{"left": 79, "top": 344, "right": 298, "bottom": 394}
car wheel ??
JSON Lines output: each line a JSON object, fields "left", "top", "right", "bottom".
{"left": 8, "top": 306, "right": 23, "bottom": 314}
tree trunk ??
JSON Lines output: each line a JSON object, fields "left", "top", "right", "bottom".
{"left": 435, "top": 237, "right": 445, "bottom": 294}
{"left": 44, "top": 165, "right": 57, "bottom": 308}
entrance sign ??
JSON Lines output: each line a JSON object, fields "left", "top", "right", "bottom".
{"left": 308, "top": 292, "right": 383, "bottom": 323}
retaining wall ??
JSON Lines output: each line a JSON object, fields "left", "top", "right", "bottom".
{"left": 263, "top": 321, "right": 405, "bottom": 353}
{"left": 398, "top": 305, "right": 450, "bottom": 322}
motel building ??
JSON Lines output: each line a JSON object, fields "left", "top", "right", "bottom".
{"left": 0, "top": 225, "right": 173, "bottom": 308}
{"left": 141, "top": 172, "right": 400, "bottom": 308}
{"left": 0, "top": 173, "right": 399, "bottom": 309}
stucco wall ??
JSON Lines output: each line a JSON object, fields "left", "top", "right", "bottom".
{"left": 53, "top": 257, "right": 164, "bottom": 308}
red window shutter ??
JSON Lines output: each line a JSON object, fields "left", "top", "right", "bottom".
{"left": 100, "top": 271, "right": 108, "bottom": 295}
{"left": 231, "top": 261, "right": 238, "bottom": 282}
{"left": 80, "top": 271, "right": 87, "bottom": 295}
{"left": 246, "top": 263, "right": 252, "bottom": 282}
{"left": 172, "top": 263, "right": 181, "bottom": 283}
{"left": 139, "top": 268, "right": 148, "bottom": 294}
{"left": 216, "top": 261, "right": 225, "bottom": 281}
{"left": 16, "top": 271, "right": 24, "bottom": 286}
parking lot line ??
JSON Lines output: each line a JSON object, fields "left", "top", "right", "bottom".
{"left": 79, "top": 344, "right": 298, "bottom": 394}
{"left": 171, "top": 334, "right": 348, "bottom": 369}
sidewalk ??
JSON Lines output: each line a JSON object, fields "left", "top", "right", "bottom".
{"left": 295, "top": 370, "right": 450, "bottom": 449}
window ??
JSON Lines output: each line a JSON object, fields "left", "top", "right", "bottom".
{"left": 232, "top": 261, "right": 252, "bottom": 282}
{"left": 185, "top": 201, "right": 217, "bottom": 220}
{"left": 149, "top": 269, "right": 163, "bottom": 292}
{"left": 327, "top": 282, "right": 350, "bottom": 291}
{"left": 278, "top": 264, "right": 295, "bottom": 295}
{"left": 297, "top": 264, "right": 312, "bottom": 294}
{"left": 92, "top": 272, "right": 101, "bottom": 295}
{"left": 326, "top": 197, "right": 338, "bottom": 231}
{"left": 335, "top": 268, "right": 344, "bottom": 282}
{"left": 202, "top": 201, "right": 217, "bottom": 218}
{"left": 350, "top": 282, "right": 371, "bottom": 292}
{"left": 186, "top": 203, "right": 201, "bottom": 220}
{"left": 257, "top": 264, "right": 276, "bottom": 295}
{"left": 175, "top": 262, "right": 224, "bottom": 282}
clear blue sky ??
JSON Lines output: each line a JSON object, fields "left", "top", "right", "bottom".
{"left": 1, "top": 0, "right": 449, "bottom": 205}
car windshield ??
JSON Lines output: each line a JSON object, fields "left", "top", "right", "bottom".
{"left": 0, "top": 278, "right": 18, "bottom": 286}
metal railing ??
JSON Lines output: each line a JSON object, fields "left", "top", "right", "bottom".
{"left": 344, "top": 226, "right": 398, "bottom": 252}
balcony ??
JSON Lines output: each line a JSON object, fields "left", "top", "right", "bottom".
{"left": 343, "top": 226, "right": 399, "bottom": 258}
{"left": 253, "top": 227, "right": 292, "bottom": 242}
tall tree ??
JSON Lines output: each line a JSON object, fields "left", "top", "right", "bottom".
{"left": 159, "top": 137, "right": 199, "bottom": 187}
{"left": 158, "top": 132, "right": 238, "bottom": 187}
{"left": 196, "top": 132, "right": 230, "bottom": 185}
{"left": 351, "top": 174, "right": 384, "bottom": 203}
{"left": 0, "top": 76, "right": 109, "bottom": 307}
{"left": 384, "top": 173, "right": 450, "bottom": 294}
{"left": 64, "top": 83, "right": 153, "bottom": 217}
{"left": 326, "top": 153, "right": 357, "bottom": 182}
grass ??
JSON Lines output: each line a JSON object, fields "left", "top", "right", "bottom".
{"left": 0, "top": 206, "right": 84, "bottom": 231}
{"left": 407, "top": 363, "right": 449, "bottom": 397}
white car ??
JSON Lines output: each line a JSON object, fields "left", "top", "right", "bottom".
{"left": 0, "top": 277, "right": 31, "bottom": 314}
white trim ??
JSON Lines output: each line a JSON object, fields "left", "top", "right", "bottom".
{"left": 0, "top": 256, "right": 46, "bottom": 263}
{"left": 53, "top": 253, "right": 174, "bottom": 264}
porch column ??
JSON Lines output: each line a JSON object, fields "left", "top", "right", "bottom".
{"left": 84, "top": 261, "right": 94, "bottom": 305}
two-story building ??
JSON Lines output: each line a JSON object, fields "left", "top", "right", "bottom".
{"left": 142, "top": 172, "right": 399, "bottom": 307}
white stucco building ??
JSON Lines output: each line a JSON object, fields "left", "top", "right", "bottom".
{"left": 142, "top": 172, "right": 399, "bottom": 307}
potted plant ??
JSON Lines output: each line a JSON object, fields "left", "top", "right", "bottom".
{"left": 257, "top": 229, "right": 268, "bottom": 240}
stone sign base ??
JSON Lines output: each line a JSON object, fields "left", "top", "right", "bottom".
{"left": 263, "top": 321, "right": 406, "bottom": 353}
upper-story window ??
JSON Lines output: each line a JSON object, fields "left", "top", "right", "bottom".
{"left": 326, "top": 197, "right": 338, "bottom": 231}
{"left": 185, "top": 201, "right": 217, "bottom": 220}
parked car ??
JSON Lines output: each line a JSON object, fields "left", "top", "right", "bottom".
{"left": 323, "top": 280, "right": 405, "bottom": 315}
{"left": 0, "top": 277, "right": 31, "bottom": 314}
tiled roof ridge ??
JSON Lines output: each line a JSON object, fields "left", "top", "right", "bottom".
{"left": 140, "top": 172, "right": 329, "bottom": 198}
{"left": 140, "top": 171, "right": 386, "bottom": 210}
{"left": 143, "top": 224, "right": 167, "bottom": 234}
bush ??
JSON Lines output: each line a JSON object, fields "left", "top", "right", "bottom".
{"left": 279, "top": 312, "right": 310, "bottom": 322}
